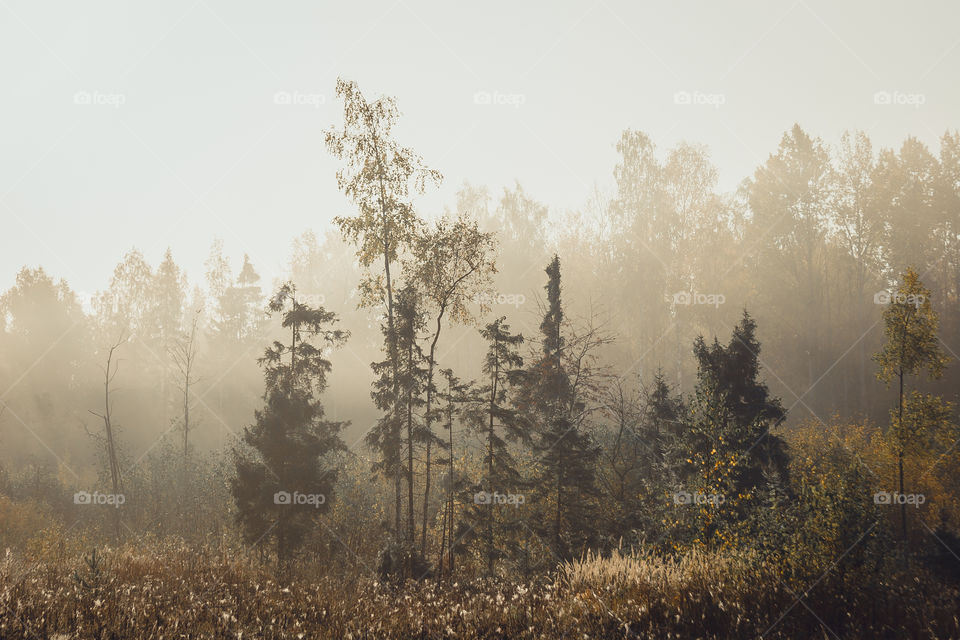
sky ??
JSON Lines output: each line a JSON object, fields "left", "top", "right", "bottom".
{"left": 3, "top": 0, "right": 959, "bottom": 296}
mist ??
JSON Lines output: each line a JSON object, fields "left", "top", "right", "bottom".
{"left": 3, "top": 2, "right": 960, "bottom": 638}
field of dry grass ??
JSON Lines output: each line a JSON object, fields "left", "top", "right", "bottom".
{"left": 3, "top": 540, "right": 957, "bottom": 639}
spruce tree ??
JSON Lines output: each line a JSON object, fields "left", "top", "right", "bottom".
{"left": 632, "top": 370, "right": 684, "bottom": 539}
{"left": 646, "top": 368, "right": 684, "bottom": 471}
{"left": 689, "top": 310, "right": 790, "bottom": 489}
{"left": 460, "top": 317, "right": 526, "bottom": 576}
{"left": 436, "top": 367, "right": 470, "bottom": 577}
{"left": 368, "top": 284, "right": 428, "bottom": 547}
{"left": 527, "top": 256, "right": 601, "bottom": 560}
{"left": 667, "top": 310, "right": 788, "bottom": 545}
{"left": 232, "top": 283, "right": 349, "bottom": 567}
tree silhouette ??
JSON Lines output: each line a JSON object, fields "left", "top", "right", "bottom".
{"left": 232, "top": 283, "right": 349, "bottom": 567}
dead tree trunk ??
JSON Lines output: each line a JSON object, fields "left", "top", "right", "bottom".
{"left": 170, "top": 312, "right": 200, "bottom": 459}
{"left": 89, "top": 336, "right": 124, "bottom": 541}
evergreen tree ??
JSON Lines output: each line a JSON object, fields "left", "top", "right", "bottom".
{"left": 232, "top": 283, "right": 349, "bottom": 567}
{"left": 368, "top": 284, "right": 427, "bottom": 547}
{"left": 203, "top": 239, "right": 232, "bottom": 318}
{"left": 691, "top": 310, "right": 790, "bottom": 485}
{"left": 217, "top": 254, "right": 264, "bottom": 342}
{"left": 460, "top": 317, "right": 526, "bottom": 575}
{"left": 150, "top": 248, "right": 186, "bottom": 347}
{"left": 151, "top": 249, "right": 187, "bottom": 430}
{"left": 646, "top": 369, "right": 684, "bottom": 470}
{"left": 667, "top": 311, "right": 788, "bottom": 546}
{"left": 527, "top": 256, "right": 601, "bottom": 560}
{"left": 436, "top": 367, "right": 470, "bottom": 577}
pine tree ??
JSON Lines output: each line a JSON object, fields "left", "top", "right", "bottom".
{"left": 217, "top": 254, "right": 264, "bottom": 342}
{"left": 527, "top": 256, "right": 601, "bottom": 560}
{"left": 667, "top": 310, "right": 788, "bottom": 546}
{"left": 150, "top": 248, "right": 186, "bottom": 347}
{"left": 368, "top": 284, "right": 428, "bottom": 547}
{"left": 149, "top": 248, "right": 186, "bottom": 429}
{"left": 646, "top": 369, "right": 684, "bottom": 470}
{"left": 203, "top": 239, "right": 232, "bottom": 320}
{"left": 691, "top": 310, "right": 790, "bottom": 487}
{"left": 232, "top": 283, "right": 349, "bottom": 567}
{"left": 436, "top": 367, "right": 470, "bottom": 577}
{"left": 599, "top": 368, "right": 686, "bottom": 544}
{"left": 460, "top": 317, "right": 526, "bottom": 576}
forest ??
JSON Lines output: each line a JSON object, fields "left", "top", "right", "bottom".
{"left": 3, "top": 76, "right": 960, "bottom": 638}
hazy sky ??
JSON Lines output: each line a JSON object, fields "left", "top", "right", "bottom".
{"left": 3, "top": 0, "right": 959, "bottom": 295}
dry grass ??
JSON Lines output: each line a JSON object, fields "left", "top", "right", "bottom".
{"left": 1, "top": 540, "right": 957, "bottom": 639}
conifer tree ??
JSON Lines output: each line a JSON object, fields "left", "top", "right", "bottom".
{"left": 150, "top": 248, "right": 186, "bottom": 347}
{"left": 369, "top": 284, "right": 427, "bottom": 546}
{"left": 688, "top": 310, "right": 790, "bottom": 487}
{"left": 217, "top": 254, "right": 264, "bottom": 342}
{"left": 436, "top": 367, "right": 470, "bottom": 577}
{"left": 646, "top": 368, "right": 684, "bottom": 470}
{"left": 527, "top": 256, "right": 601, "bottom": 560}
{"left": 461, "top": 317, "right": 526, "bottom": 575}
{"left": 667, "top": 311, "right": 788, "bottom": 545}
{"left": 232, "top": 283, "right": 349, "bottom": 567}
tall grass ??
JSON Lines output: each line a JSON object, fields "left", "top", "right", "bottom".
{"left": 2, "top": 539, "right": 956, "bottom": 638}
